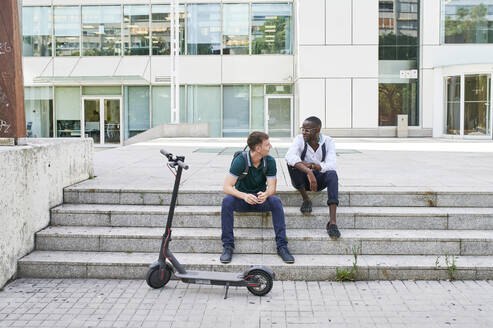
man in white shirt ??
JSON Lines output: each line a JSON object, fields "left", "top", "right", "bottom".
{"left": 285, "top": 116, "right": 340, "bottom": 239}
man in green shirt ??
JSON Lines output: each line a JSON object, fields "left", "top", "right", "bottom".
{"left": 220, "top": 131, "right": 294, "bottom": 264}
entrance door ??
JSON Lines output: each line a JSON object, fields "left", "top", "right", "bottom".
{"left": 265, "top": 96, "right": 292, "bottom": 137}
{"left": 83, "top": 97, "right": 121, "bottom": 145}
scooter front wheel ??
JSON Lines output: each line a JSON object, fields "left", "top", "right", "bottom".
{"left": 146, "top": 264, "right": 172, "bottom": 289}
{"left": 246, "top": 269, "right": 273, "bottom": 296}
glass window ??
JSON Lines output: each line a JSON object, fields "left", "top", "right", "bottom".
{"left": 464, "top": 74, "right": 491, "bottom": 135}
{"left": 151, "top": 5, "right": 185, "bottom": 55}
{"left": 55, "top": 87, "right": 81, "bottom": 138}
{"left": 82, "top": 6, "right": 121, "bottom": 56}
{"left": 82, "top": 86, "right": 122, "bottom": 96}
{"left": 123, "top": 5, "right": 150, "bottom": 55}
{"left": 445, "top": 76, "right": 461, "bottom": 135}
{"left": 266, "top": 85, "right": 292, "bottom": 94}
{"left": 223, "top": 85, "right": 250, "bottom": 137}
{"left": 152, "top": 86, "right": 185, "bottom": 126}
{"left": 251, "top": 85, "right": 264, "bottom": 131}
{"left": 442, "top": 0, "right": 493, "bottom": 43}
{"left": 251, "top": 3, "right": 293, "bottom": 55}
{"left": 187, "top": 86, "right": 221, "bottom": 137}
{"left": 25, "top": 87, "right": 53, "bottom": 138}
{"left": 187, "top": 4, "right": 221, "bottom": 55}
{"left": 378, "top": 0, "right": 420, "bottom": 126}
{"left": 223, "top": 4, "right": 249, "bottom": 55}
{"left": 124, "top": 86, "right": 149, "bottom": 139}
{"left": 54, "top": 6, "right": 80, "bottom": 56}
{"left": 22, "top": 6, "right": 52, "bottom": 56}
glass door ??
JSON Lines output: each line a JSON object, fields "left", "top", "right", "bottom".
{"left": 83, "top": 99, "right": 101, "bottom": 144}
{"left": 265, "top": 96, "right": 292, "bottom": 137}
{"left": 83, "top": 97, "right": 121, "bottom": 145}
{"left": 445, "top": 74, "right": 491, "bottom": 138}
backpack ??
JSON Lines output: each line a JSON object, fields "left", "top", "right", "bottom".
{"left": 232, "top": 146, "right": 267, "bottom": 180}
{"left": 300, "top": 142, "right": 326, "bottom": 162}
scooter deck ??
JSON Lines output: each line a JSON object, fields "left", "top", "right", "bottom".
{"left": 175, "top": 270, "right": 244, "bottom": 282}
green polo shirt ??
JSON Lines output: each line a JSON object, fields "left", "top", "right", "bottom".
{"left": 229, "top": 152, "right": 277, "bottom": 194}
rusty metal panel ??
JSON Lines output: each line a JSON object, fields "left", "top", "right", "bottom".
{"left": 0, "top": 0, "right": 26, "bottom": 138}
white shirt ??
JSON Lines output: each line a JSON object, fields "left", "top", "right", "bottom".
{"left": 285, "top": 134, "right": 337, "bottom": 172}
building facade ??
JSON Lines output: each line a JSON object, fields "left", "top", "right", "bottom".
{"left": 21, "top": 0, "right": 493, "bottom": 144}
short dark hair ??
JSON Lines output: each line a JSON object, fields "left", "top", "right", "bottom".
{"left": 305, "top": 116, "right": 322, "bottom": 129}
{"left": 247, "top": 131, "right": 269, "bottom": 150}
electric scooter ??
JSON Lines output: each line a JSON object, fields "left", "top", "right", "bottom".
{"left": 146, "top": 149, "right": 275, "bottom": 299}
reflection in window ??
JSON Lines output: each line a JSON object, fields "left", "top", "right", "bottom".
{"left": 25, "top": 87, "right": 53, "bottom": 138}
{"left": 151, "top": 5, "right": 185, "bottom": 55}
{"left": 55, "top": 87, "right": 81, "bottom": 138}
{"left": 378, "top": 0, "right": 419, "bottom": 126}
{"left": 251, "top": 85, "right": 264, "bottom": 131}
{"left": 223, "top": 4, "right": 249, "bottom": 55}
{"left": 464, "top": 75, "right": 491, "bottom": 135}
{"left": 442, "top": 0, "right": 493, "bottom": 43}
{"left": 82, "top": 6, "right": 121, "bottom": 56}
{"left": 151, "top": 86, "right": 185, "bottom": 126}
{"left": 445, "top": 76, "right": 461, "bottom": 135}
{"left": 251, "top": 3, "right": 293, "bottom": 54}
{"left": 22, "top": 7, "right": 52, "bottom": 56}
{"left": 187, "top": 86, "right": 221, "bottom": 137}
{"left": 123, "top": 5, "right": 149, "bottom": 55}
{"left": 187, "top": 4, "right": 221, "bottom": 55}
{"left": 223, "top": 85, "right": 250, "bottom": 137}
{"left": 124, "top": 86, "right": 149, "bottom": 138}
{"left": 54, "top": 6, "right": 80, "bottom": 56}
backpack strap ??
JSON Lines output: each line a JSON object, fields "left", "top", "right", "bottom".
{"left": 301, "top": 141, "right": 326, "bottom": 162}
{"left": 300, "top": 143, "right": 308, "bottom": 161}
{"left": 262, "top": 157, "right": 267, "bottom": 176}
{"left": 238, "top": 151, "right": 249, "bottom": 180}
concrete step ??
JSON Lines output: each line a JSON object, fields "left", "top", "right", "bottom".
{"left": 18, "top": 251, "right": 493, "bottom": 281}
{"left": 35, "top": 226, "right": 493, "bottom": 256}
{"left": 51, "top": 204, "right": 493, "bottom": 230}
{"left": 63, "top": 187, "right": 493, "bottom": 208}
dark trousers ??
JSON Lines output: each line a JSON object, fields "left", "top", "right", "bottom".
{"left": 221, "top": 194, "right": 288, "bottom": 250}
{"left": 287, "top": 166, "right": 339, "bottom": 205}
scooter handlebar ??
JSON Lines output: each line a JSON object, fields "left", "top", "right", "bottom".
{"left": 160, "top": 149, "right": 189, "bottom": 170}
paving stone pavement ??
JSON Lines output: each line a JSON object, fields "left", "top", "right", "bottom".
{"left": 1, "top": 279, "right": 493, "bottom": 328}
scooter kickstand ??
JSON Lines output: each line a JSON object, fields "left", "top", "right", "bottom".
{"left": 224, "top": 282, "right": 230, "bottom": 299}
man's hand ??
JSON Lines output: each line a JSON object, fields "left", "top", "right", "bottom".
{"left": 307, "top": 171, "right": 318, "bottom": 191}
{"left": 244, "top": 193, "right": 259, "bottom": 205}
{"left": 302, "top": 161, "right": 321, "bottom": 171}
{"left": 256, "top": 191, "right": 267, "bottom": 204}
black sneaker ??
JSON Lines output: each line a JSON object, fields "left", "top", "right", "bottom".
{"left": 220, "top": 246, "right": 234, "bottom": 264}
{"left": 327, "top": 223, "right": 341, "bottom": 240}
{"left": 277, "top": 246, "right": 295, "bottom": 264}
{"left": 300, "top": 200, "right": 312, "bottom": 214}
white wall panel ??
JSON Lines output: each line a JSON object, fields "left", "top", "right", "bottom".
{"left": 422, "top": 45, "right": 493, "bottom": 69}
{"left": 298, "top": 0, "right": 325, "bottom": 45}
{"left": 222, "top": 56, "right": 293, "bottom": 84}
{"left": 298, "top": 45, "right": 378, "bottom": 78}
{"left": 325, "top": 78, "right": 351, "bottom": 128}
{"left": 22, "top": 57, "right": 52, "bottom": 85}
{"left": 297, "top": 79, "right": 326, "bottom": 127}
{"left": 71, "top": 57, "right": 120, "bottom": 77}
{"left": 422, "top": 0, "right": 441, "bottom": 45}
{"left": 421, "top": 69, "right": 434, "bottom": 129}
{"left": 352, "top": 0, "right": 378, "bottom": 45}
{"left": 151, "top": 56, "right": 222, "bottom": 84}
{"left": 352, "top": 78, "right": 378, "bottom": 128}
{"left": 325, "top": 0, "right": 351, "bottom": 45}
{"left": 52, "top": 57, "right": 79, "bottom": 77}
{"left": 114, "top": 57, "right": 150, "bottom": 81}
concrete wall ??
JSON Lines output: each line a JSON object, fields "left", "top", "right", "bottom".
{"left": 296, "top": 0, "right": 379, "bottom": 131}
{"left": 0, "top": 138, "right": 93, "bottom": 288}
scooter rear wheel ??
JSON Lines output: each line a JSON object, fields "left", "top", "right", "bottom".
{"left": 246, "top": 269, "right": 273, "bottom": 296}
{"left": 146, "top": 264, "right": 172, "bottom": 289}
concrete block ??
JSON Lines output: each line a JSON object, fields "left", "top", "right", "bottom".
{"left": 87, "top": 265, "right": 147, "bottom": 279}
{"left": 461, "top": 242, "right": 493, "bottom": 256}
{"left": 18, "top": 264, "right": 87, "bottom": 279}
{"left": 119, "top": 192, "right": 144, "bottom": 205}
{"left": 143, "top": 193, "right": 172, "bottom": 205}
{"left": 63, "top": 191, "right": 79, "bottom": 204}
{"left": 448, "top": 214, "right": 493, "bottom": 230}
{"left": 110, "top": 214, "right": 167, "bottom": 227}
{"left": 100, "top": 238, "right": 159, "bottom": 253}
{"left": 437, "top": 193, "right": 493, "bottom": 208}
{"left": 362, "top": 241, "right": 460, "bottom": 255}
{"left": 51, "top": 213, "right": 110, "bottom": 226}
{"left": 79, "top": 191, "right": 120, "bottom": 205}
{"left": 354, "top": 215, "right": 447, "bottom": 230}
{"left": 350, "top": 193, "right": 436, "bottom": 207}
{"left": 397, "top": 115, "right": 408, "bottom": 138}
{"left": 36, "top": 236, "right": 100, "bottom": 252}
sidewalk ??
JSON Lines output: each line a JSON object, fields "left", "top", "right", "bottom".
{"left": 1, "top": 278, "right": 492, "bottom": 327}
{"left": 86, "top": 137, "right": 493, "bottom": 192}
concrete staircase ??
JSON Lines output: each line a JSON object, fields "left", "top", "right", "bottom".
{"left": 18, "top": 187, "right": 493, "bottom": 281}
